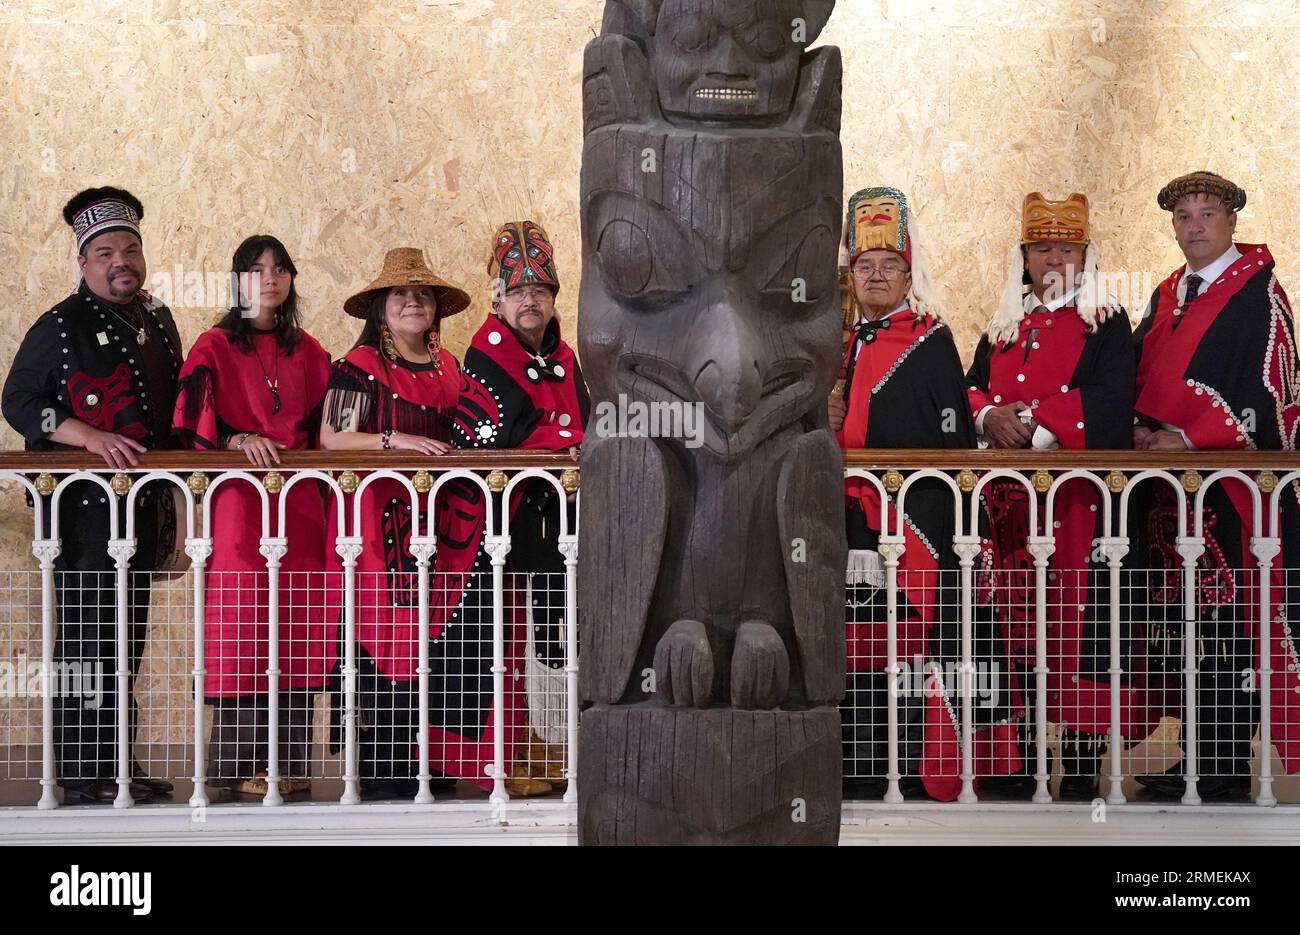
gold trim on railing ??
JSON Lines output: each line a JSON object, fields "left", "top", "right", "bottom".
{"left": 1258, "top": 470, "right": 1279, "bottom": 493}
{"left": 339, "top": 470, "right": 359, "bottom": 494}
{"left": 956, "top": 469, "right": 977, "bottom": 493}
{"left": 561, "top": 468, "right": 580, "bottom": 493}
{"left": 841, "top": 450, "right": 1300, "bottom": 469}
{"left": 882, "top": 469, "right": 903, "bottom": 493}
{"left": 263, "top": 471, "right": 285, "bottom": 494}
{"left": 413, "top": 469, "right": 433, "bottom": 494}
{"left": 1106, "top": 470, "right": 1127, "bottom": 493}
{"left": 487, "top": 469, "right": 507, "bottom": 493}
{"left": 1031, "top": 469, "right": 1052, "bottom": 494}
{"left": 187, "top": 471, "right": 209, "bottom": 495}
{"left": 110, "top": 472, "right": 131, "bottom": 496}
{"left": 1180, "top": 469, "right": 1203, "bottom": 493}
{"left": 35, "top": 472, "right": 55, "bottom": 496}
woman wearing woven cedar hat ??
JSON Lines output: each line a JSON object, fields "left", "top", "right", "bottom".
{"left": 1129, "top": 171, "right": 1300, "bottom": 802}
{"left": 320, "top": 247, "right": 469, "bottom": 800}
{"left": 966, "top": 192, "right": 1148, "bottom": 801}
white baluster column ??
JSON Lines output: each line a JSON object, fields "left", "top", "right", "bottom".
{"left": 1176, "top": 535, "right": 1206, "bottom": 805}
{"left": 952, "top": 534, "right": 982, "bottom": 803}
{"left": 335, "top": 536, "right": 363, "bottom": 805}
{"left": 107, "top": 536, "right": 137, "bottom": 809}
{"left": 410, "top": 536, "right": 436, "bottom": 805}
{"left": 1098, "top": 536, "right": 1130, "bottom": 805}
{"left": 1250, "top": 534, "right": 1281, "bottom": 807}
{"left": 185, "top": 537, "right": 213, "bottom": 808}
{"left": 878, "top": 535, "right": 906, "bottom": 804}
{"left": 32, "top": 539, "right": 61, "bottom": 810}
{"left": 1026, "top": 536, "right": 1055, "bottom": 804}
{"left": 259, "top": 537, "right": 287, "bottom": 806}
{"left": 485, "top": 533, "right": 511, "bottom": 810}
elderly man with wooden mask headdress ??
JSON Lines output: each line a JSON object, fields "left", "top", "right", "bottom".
{"left": 830, "top": 186, "right": 978, "bottom": 802}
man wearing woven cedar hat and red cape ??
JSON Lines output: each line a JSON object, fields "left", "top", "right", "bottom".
{"left": 828, "top": 187, "right": 982, "bottom": 801}
{"left": 967, "top": 192, "right": 1150, "bottom": 800}
{"left": 1130, "top": 171, "right": 1300, "bottom": 801}
{"left": 446, "top": 220, "right": 589, "bottom": 796}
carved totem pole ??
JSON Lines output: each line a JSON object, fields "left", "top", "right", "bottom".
{"left": 578, "top": 0, "right": 846, "bottom": 844}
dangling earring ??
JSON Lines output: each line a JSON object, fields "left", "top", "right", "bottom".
{"left": 380, "top": 323, "right": 398, "bottom": 361}
{"left": 427, "top": 328, "right": 443, "bottom": 373}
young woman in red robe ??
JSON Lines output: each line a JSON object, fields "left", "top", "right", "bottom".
{"left": 172, "top": 235, "right": 332, "bottom": 797}
{"left": 320, "top": 248, "right": 468, "bottom": 800}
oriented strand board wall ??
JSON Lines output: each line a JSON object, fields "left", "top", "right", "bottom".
{"left": 2, "top": 0, "right": 1300, "bottom": 751}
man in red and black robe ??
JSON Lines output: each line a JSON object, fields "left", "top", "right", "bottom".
{"left": 1131, "top": 171, "right": 1300, "bottom": 801}
{"left": 831, "top": 187, "right": 978, "bottom": 801}
{"left": 444, "top": 220, "right": 588, "bottom": 797}
{"left": 967, "top": 191, "right": 1149, "bottom": 800}
{"left": 1, "top": 187, "right": 182, "bottom": 804}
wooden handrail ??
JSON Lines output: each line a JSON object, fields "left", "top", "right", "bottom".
{"left": 0, "top": 450, "right": 577, "bottom": 470}
{"left": 0, "top": 448, "right": 1297, "bottom": 471}
{"left": 842, "top": 449, "right": 1300, "bottom": 469}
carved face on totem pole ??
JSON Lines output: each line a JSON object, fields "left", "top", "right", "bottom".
{"left": 650, "top": 0, "right": 807, "bottom": 122}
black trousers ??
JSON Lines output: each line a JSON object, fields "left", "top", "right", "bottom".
{"left": 207, "top": 691, "right": 315, "bottom": 781}
{"left": 842, "top": 670, "right": 924, "bottom": 779}
{"left": 355, "top": 648, "right": 420, "bottom": 780}
{"left": 46, "top": 480, "right": 162, "bottom": 784}
{"left": 1008, "top": 662, "right": 1104, "bottom": 778}
{"left": 1168, "top": 612, "right": 1258, "bottom": 778}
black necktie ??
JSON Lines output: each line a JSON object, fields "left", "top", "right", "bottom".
{"left": 1174, "top": 274, "right": 1203, "bottom": 331}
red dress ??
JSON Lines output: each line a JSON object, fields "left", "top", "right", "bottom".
{"left": 322, "top": 344, "right": 462, "bottom": 680}
{"left": 172, "top": 327, "right": 333, "bottom": 698}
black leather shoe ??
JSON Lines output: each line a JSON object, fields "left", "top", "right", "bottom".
{"left": 897, "top": 776, "right": 930, "bottom": 800}
{"left": 131, "top": 769, "right": 174, "bottom": 795}
{"left": 1058, "top": 775, "right": 1100, "bottom": 801}
{"left": 1197, "top": 776, "right": 1252, "bottom": 802}
{"left": 1139, "top": 773, "right": 1251, "bottom": 802}
{"left": 1136, "top": 775, "right": 1187, "bottom": 800}
{"left": 978, "top": 774, "right": 1037, "bottom": 800}
{"left": 1135, "top": 762, "right": 1182, "bottom": 789}
{"left": 429, "top": 777, "right": 458, "bottom": 794}
{"left": 842, "top": 777, "right": 887, "bottom": 799}
{"left": 61, "top": 779, "right": 152, "bottom": 805}
{"left": 361, "top": 777, "right": 420, "bottom": 801}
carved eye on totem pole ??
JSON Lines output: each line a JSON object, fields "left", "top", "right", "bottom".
{"left": 587, "top": 194, "right": 698, "bottom": 307}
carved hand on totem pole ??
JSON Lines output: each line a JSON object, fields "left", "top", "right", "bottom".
{"left": 578, "top": 0, "right": 845, "bottom": 844}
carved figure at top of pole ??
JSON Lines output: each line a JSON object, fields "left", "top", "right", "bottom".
{"left": 587, "top": 0, "right": 835, "bottom": 128}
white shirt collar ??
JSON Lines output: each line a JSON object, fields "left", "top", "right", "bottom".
{"left": 1024, "top": 285, "right": 1080, "bottom": 314}
{"left": 1180, "top": 243, "right": 1241, "bottom": 296}
{"left": 856, "top": 299, "right": 910, "bottom": 326}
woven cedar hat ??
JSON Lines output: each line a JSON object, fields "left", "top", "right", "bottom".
{"left": 344, "top": 247, "right": 471, "bottom": 319}
{"left": 1157, "top": 171, "right": 1247, "bottom": 213}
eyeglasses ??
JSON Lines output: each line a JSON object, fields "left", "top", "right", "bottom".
{"left": 504, "top": 284, "right": 554, "bottom": 302}
{"left": 851, "top": 263, "right": 909, "bottom": 280}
